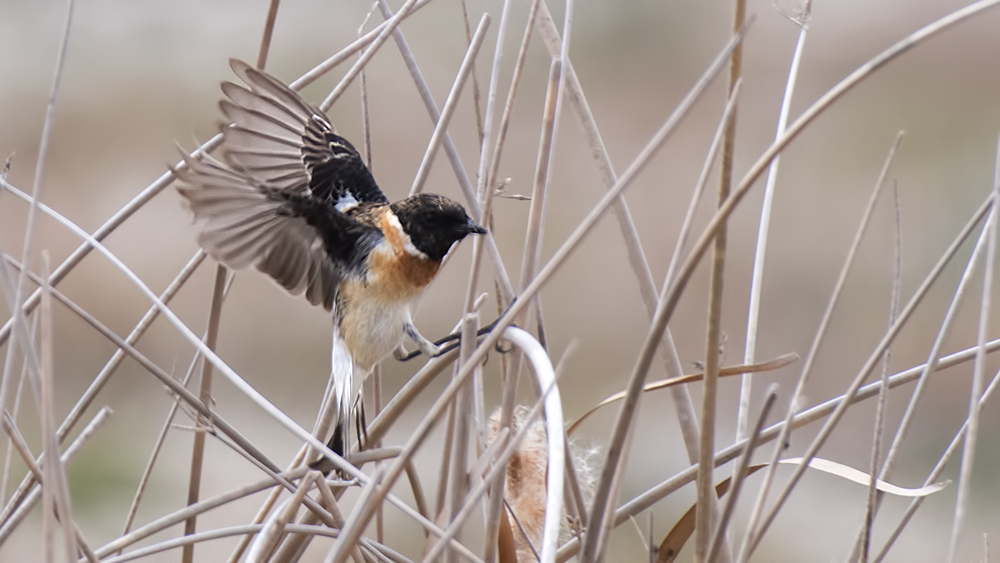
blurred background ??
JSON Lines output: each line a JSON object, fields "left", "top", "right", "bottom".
{"left": 2, "top": 0, "right": 1000, "bottom": 560}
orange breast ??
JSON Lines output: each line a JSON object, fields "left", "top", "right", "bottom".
{"left": 365, "top": 210, "right": 440, "bottom": 302}
{"left": 335, "top": 210, "right": 441, "bottom": 369}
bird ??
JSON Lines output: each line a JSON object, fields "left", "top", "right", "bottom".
{"left": 175, "top": 58, "right": 486, "bottom": 465}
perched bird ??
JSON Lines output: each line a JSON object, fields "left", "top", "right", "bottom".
{"left": 175, "top": 59, "right": 485, "bottom": 461}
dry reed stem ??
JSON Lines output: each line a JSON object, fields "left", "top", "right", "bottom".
{"left": 319, "top": 0, "right": 419, "bottom": 112}
{"left": 946, "top": 135, "right": 1000, "bottom": 563}
{"left": 738, "top": 0, "right": 812, "bottom": 445}
{"left": 374, "top": 0, "right": 515, "bottom": 301}
{"left": 738, "top": 131, "right": 904, "bottom": 560}
{"left": 0, "top": 3, "right": 996, "bottom": 553}
{"left": 695, "top": 1, "right": 744, "bottom": 555}
{"left": 473, "top": 0, "right": 512, "bottom": 205}
{"left": 334, "top": 25, "right": 746, "bottom": 562}
{"left": 482, "top": 0, "right": 542, "bottom": 218}
{"left": 706, "top": 385, "right": 779, "bottom": 563}
{"left": 99, "top": 524, "right": 409, "bottom": 563}
{"left": 664, "top": 82, "right": 742, "bottom": 290}
{"left": 409, "top": 14, "right": 491, "bottom": 196}
{"left": 533, "top": 0, "right": 706, "bottom": 470}
{"left": 857, "top": 187, "right": 903, "bottom": 563}
{"left": 424, "top": 327, "right": 562, "bottom": 563}
{"left": 556, "top": 336, "right": 1000, "bottom": 561}
{"left": 255, "top": 0, "right": 281, "bottom": 70}
{"left": 517, "top": 59, "right": 561, "bottom": 323}
{"left": 746, "top": 191, "right": 990, "bottom": 557}
{"left": 181, "top": 263, "right": 228, "bottom": 563}
{"left": 122, "top": 319, "right": 208, "bottom": 543}
{"left": 874, "top": 363, "right": 1000, "bottom": 562}
{"left": 248, "top": 472, "right": 318, "bottom": 561}
{"left": 579, "top": 26, "right": 749, "bottom": 563}
{"left": 40, "top": 255, "right": 75, "bottom": 563}
{"left": 443, "top": 314, "right": 480, "bottom": 560}
{"left": 459, "top": 0, "right": 485, "bottom": 147}
{"left": 7, "top": 0, "right": 76, "bottom": 439}
{"left": 869, "top": 171, "right": 997, "bottom": 545}
{"left": 0, "top": 309, "right": 29, "bottom": 508}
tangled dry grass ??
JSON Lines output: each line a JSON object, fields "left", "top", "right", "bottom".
{"left": 1, "top": 0, "right": 1000, "bottom": 562}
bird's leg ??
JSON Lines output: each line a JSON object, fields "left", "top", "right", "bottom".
{"left": 392, "top": 343, "right": 410, "bottom": 361}
{"left": 404, "top": 322, "right": 442, "bottom": 358}
{"left": 396, "top": 310, "right": 514, "bottom": 362}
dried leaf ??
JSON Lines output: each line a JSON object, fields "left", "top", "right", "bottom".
{"left": 779, "top": 457, "right": 949, "bottom": 497}
{"left": 569, "top": 353, "right": 798, "bottom": 435}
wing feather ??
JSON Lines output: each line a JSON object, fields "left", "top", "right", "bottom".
{"left": 217, "top": 59, "right": 387, "bottom": 209}
{"left": 175, "top": 153, "right": 382, "bottom": 310}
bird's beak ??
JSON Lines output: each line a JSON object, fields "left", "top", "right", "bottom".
{"left": 467, "top": 219, "right": 487, "bottom": 235}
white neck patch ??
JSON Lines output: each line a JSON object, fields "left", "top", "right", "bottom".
{"left": 383, "top": 210, "right": 429, "bottom": 259}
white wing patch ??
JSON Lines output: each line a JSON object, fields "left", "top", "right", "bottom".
{"left": 335, "top": 192, "right": 359, "bottom": 213}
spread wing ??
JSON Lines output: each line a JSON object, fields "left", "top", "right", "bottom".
{"left": 220, "top": 58, "right": 388, "bottom": 209}
{"left": 175, "top": 152, "right": 383, "bottom": 311}
{"left": 175, "top": 59, "right": 393, "bottom": 310}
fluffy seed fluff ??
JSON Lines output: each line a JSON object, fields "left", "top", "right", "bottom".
{"left": 488, "top": 405, "right": 599, "bottom": 561}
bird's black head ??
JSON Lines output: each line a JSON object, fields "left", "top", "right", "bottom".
{"left": 391, "top": 194, "right": 486, "bottom": 261}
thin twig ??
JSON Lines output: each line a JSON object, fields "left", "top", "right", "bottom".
{"left": 517, "top": 59, "right": 562, "bottom": 321}
{"left": 706, "top": 385, "right": 779, "bottom": 563}
{"left": 320, "top": 0, "right": 419, "bottom": 111}
{"left": 374, "top": 0, "right": 515, "bottom": 303}
{"left": 0, "top": 407, "right": 110, "bottom": 557}
{"left": 556, "top": 333, "right": 1000, "bottom": 561}
{"left": 695, "top": 0, "right": 744, "bottom": 556}
{"left": 409, "top": 14, "right": 491, "bottom": 196}
{"left": 7, "top": 0, "right": 76, "bottom": 422}
{"left": 483, "top": 0, "right": 542, "bottom": 213}
{"left": 533, "top": 0, "right": 705, "bottom": 472}
{"left": 255, "top": 0, "right": 281, "bottom": 69}
{"left": 871, "top": 166, "right": 996, "bottom": 545}
{"left": 121, "top": 323, "right": 208, "bottom": 543}
{"left": 473, "top": 0, "right": 514, "bottom": 196}
{"left": 459, "top": 0, "right": 484, "bottom": 145}
{"left": 181, "top": 264, "right": 228, "bottom": 563}
{"left": 738, "top": 0, "right": 812, "bottom": 447}
{"left": 445, "top": 314, "right": 479, "bottom": 560}
{"left": 858, "top": 186, "right": 902, "bottom": 563}
{"left": 745, "top": 190, "right": 990, "bottom": 555}
{"left": 579, "top": 26, "right": 750, "bottom": 563}
{"left": 874, "top": 364, "right": 1000, "bottom": 562}
{"left": 848, "top": 186, "right": 903, "bottom": 563}
{"left": 737, "top": 132, "right": 903, "bottom": 561}
{"left": 946, "top": 134, "right": 1000, "bottom": 563}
